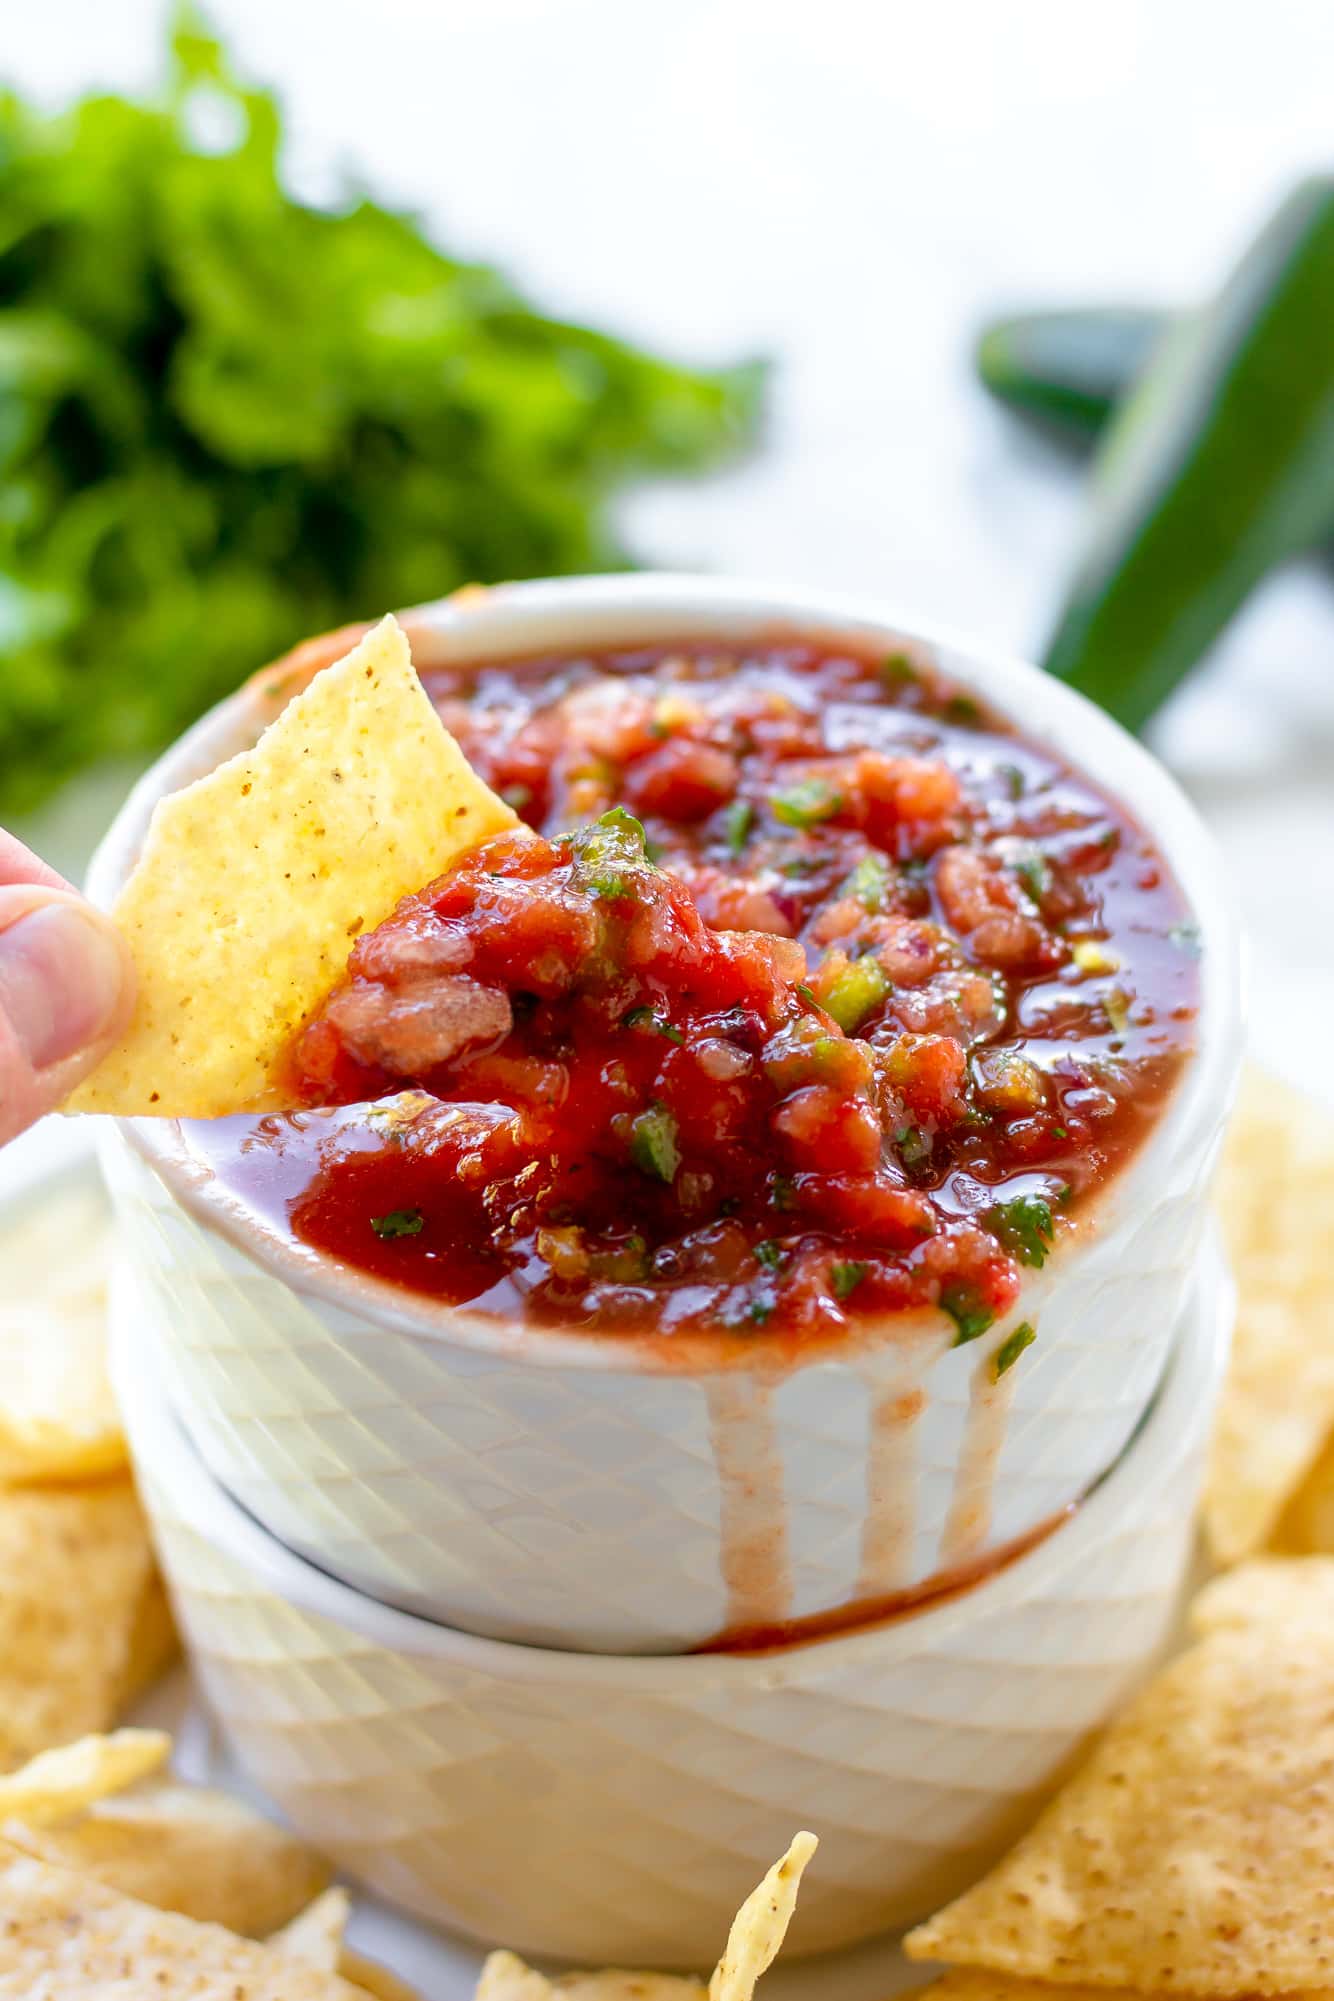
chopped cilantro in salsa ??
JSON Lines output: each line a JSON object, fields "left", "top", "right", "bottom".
{"left": 987, "top": 1194, "right": 1056, "bottom": 1270}
{"left": 370, "top": 1209, "right": 425, "bottom": 1240}
{"left": 992, "top": 1321, "right": 1037, "bottom": 1379}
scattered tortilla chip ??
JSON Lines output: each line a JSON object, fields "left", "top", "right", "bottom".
{"left": 1190, "top": 1554, "right": 1334, "bottom": 1639}
{"left": 13, "top": 1776, "right": 329, "bottom": 1937}
{"left": 896, "top": 1979, "right": 1271, "bottom": 2001}
{"left": 67, "top": 614, "right": 517, "bottom": 1118}
{"left": 0, "top": 1731, "right": 169, "bottom": 1829}
{"left": 709, "top": 1832, "right": 818, "bottom": 2001}
{"left": 0, "top": 1479, "right": 169, "bottom": 1771}
{"left": 274, "top": 1887, "right": 350, "bottom": 1970}
{"left": 475, "top": 1955, "right": 704, "bottom": 2000}
{"left": 0, "top": 1180, "right": 124, "bottom": 1484}
{"left": 1269, "top": 1436, "right": 1334, "bottom": 1555}
{"left": 340, "top": 1948, "right": 424, "bottom": 2001}
{"left": 0, "top": 1837, "right": 365, "bottom": 1997}
{"left": 1204, "top": 1071, "right": 1334, "bottom": 1564}
{"left": 905, "top": 1589, "right": 1334, "bottom": 1991}
{"left": 475, "top": 1835, "right": 817, "bottom": 2001}
{"left": 112, "top": 1567, "right": 179, "bottom": 1711}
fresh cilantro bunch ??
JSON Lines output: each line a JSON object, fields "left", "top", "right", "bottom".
{"left": 0, "top": 20, "right": 764, "bottom": 812}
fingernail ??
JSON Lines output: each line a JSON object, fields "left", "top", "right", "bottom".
{"left": 0, "top": 900, "right": 127, "bottom": 1070}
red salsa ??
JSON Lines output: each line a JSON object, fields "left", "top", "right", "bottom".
{"left": 190, "top": 637, "right": 1200, "bottom": 1344}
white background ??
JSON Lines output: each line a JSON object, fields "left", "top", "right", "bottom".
{"left": 7, "top": 2, "right": 1334, "bottom": 1993}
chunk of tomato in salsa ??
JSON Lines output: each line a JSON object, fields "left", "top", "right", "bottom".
{"left": 256, "top": 637, "right": 1200, "bottom": 1342}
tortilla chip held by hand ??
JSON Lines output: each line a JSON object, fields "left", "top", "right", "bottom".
{"left": 67, "top": 615, "right": 516, "bottom": 1119}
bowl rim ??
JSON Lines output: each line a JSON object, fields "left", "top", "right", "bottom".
{"left": 110, "top": 1227, "right": 1230, "bottom": 1688}
{"left": 91, "top": 572, "right": 1245, "bottom": 1371}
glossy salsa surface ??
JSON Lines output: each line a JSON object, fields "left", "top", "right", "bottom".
{"left": 186, "top": 635, "right": 1200, "bottom": 1344}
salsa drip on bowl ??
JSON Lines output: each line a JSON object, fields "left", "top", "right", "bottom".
{"left": 190, "top": 636, "right": 1200, "bottom": 1342}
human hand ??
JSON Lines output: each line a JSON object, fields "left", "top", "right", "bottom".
{"left": 0, "top": 832, "right": 133, "bottom": 1144}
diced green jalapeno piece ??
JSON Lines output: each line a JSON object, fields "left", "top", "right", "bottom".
{"left": 971, "top": 1048, "right": 1046, "bottom": 1114}
{"left": 771, "top": 777, "right": 842, "bottom": 828}
{"left": 820, "top": 956, "right": 890, "bottom": 1032}
{"left": 722, "top": 798, "right": 754, "bottom": 857}
{"left": 845, "top": 851, "right": 892, "bottom": 913}
{"left": 628, "top": 1104, "right": 680, "bottom": 1183}
{"left": 591, "top": 1235, "right": 650, "bottom": 1282}
{"left": 895, "top": 1124, "right": 932, "bottom": 1167}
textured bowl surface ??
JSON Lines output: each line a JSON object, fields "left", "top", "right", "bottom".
{"left": 95, "top": 577, "right": 1244, "bottom": 1652}
{"left": 115, "top": 1236, "right": 1229, "bottom": 1967}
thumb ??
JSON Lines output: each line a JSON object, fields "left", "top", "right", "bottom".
{"left": 0, "top": 886, "right": 134, "bottom": 1144}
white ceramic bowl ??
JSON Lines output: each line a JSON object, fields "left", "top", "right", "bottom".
{"left": 114, "top": 1239, "right": 1228, "bottom": 1967}
{"left": 94, "top": 577, "right": 1243, "bottom": 1653}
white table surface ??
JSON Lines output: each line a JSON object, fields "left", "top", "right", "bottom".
{"left": 7, "top": 3, "right": 1334, "bottom": 1991}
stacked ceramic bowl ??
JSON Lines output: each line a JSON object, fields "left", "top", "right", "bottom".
{"left": 99, "top": 578, "right": 1244, "bottom": 1965}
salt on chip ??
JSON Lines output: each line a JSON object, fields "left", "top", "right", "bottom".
{"left": 66, "top": 614, "right": 517, "bottom": 1118}
{"left": 0, "top": 1730, "right": 169, "bottom": 1829}
{"left": 0, "top": 1179, "right": 124, "bottom": 1484}
{"left": 0, "top": 1478, "right": 173, "bottom": 1772}
{"left": 12, "top": 1776, "right": 329, "bottom": 1937}
{"left": 904, "top": 1592, "right": 1334, "bottom": 1992}
{"left": 0, "top": 1837, "right": 366, "bottom": 1997}
{"left": 274, "top": 1886, "right": 350, "bottom": 1970}
{"left": 1204, "top": 1070, "right": 1334, "bottom": 1564}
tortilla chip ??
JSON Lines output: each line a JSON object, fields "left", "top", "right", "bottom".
{"left": 475, "top": 1955, "right": 704, "bottom": 2000}
{"left": 13, "top": 1777, "right": 329, "bottom": 1937}
{"left": 0, "top": 1479, "right": 168, "bottom": 1770}
{"left": 0, "top": 1731, "right": 169, "bottom": 1829}
{"left": 340, "top": 1949, "right": 425, "bottom": 2001}
{"left": 904, "top": 1592, "right": 1334, "bottom": 1991}
{"left": 1204, "top": 1071, "right": 1334, "bottom": 1564}
{"left": 475, "top": 1835, "right": 817, "bottom": 2001}
{"left": 1190, "top": 1554, "right": 1334, "bottom": 1638}
{"left": 274, "top": 1887, "right": 350, "bottom": 1970}
{"left": 67, "top": 614, "right": 516, "bottom": 1118}
{"left": 1268, "top": 1436, "right": 1334, "bottom": 1555}
{"left": 894, "top": 1979, "right": 1324, "bottom": 2001}
{"left": 0, "top": 1179, "right": 124, "bottom": 1484}
{"left": 112, "top": 1568, "right": 179, "bottom": 1711}
{"left": 0, "top": 1837, "right": 366, "bottom": 1996}
{"left": 709, "top": 1832, "right": 818, "bottom": 2001}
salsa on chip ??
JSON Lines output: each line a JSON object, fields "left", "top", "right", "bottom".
{"left": 74, "top": 620, "right": 1199, "bottom": 1342}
